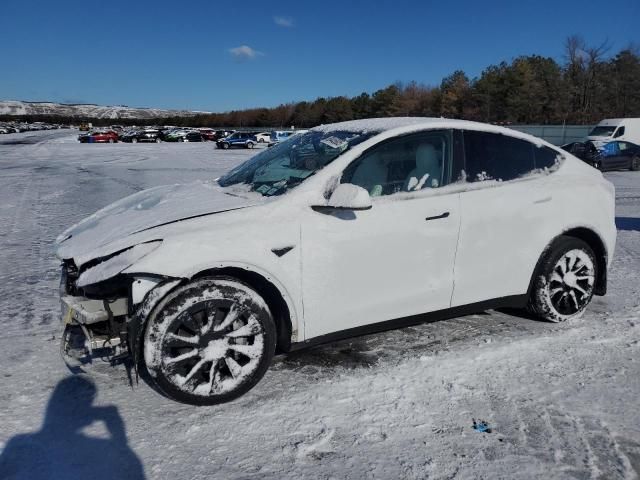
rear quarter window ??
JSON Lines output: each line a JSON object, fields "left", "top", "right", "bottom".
{"left": 534, "top": 146, "right": 560, "bottom": 169}
{"left": 463, "top": 131, "right": 536, "bottom": 182}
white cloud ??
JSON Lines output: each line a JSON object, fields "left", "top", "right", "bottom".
{"left": 273, "top": 16, "right": 294, "bottom": 27}
{"left": 228, "top": 45, "right": 263, "bottom": 61}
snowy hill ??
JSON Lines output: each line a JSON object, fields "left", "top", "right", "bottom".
{"left": 0, "top": 100, "right": 210, "bottom": 119}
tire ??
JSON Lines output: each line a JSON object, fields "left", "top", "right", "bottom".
{"left": 631, "top": 155, "right": 640, "bottom": 171}
{"left": 258, "top": 138, "right": 265, "bottom": 143}
{"left": 143, "top": 277, "right": 276, "bottom": 405}
{"left": 109, "top": 138, "right": 114, "bottom": 143}
{"left": 155, "top": 138, "right": 161, "bottom": 143}
{"left": 222, "top": 142, "right": 230, "bottom": 149}
{"left": 247, "top": 142, "right": 254, "bottom": 149}
{"left": 528, "top": 236, "right": 597, "bottom": 323}
{"left": 132, "top": 138, "right": 138, "bottom": 143}
{"left": 179, "top": 137, "right": 185, "bottom": 142}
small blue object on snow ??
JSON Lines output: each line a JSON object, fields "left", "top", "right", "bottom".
{"left": 472, "top": 419, "right": 492, "bottom": 433}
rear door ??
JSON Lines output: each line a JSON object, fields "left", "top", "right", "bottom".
{"left": 451, "top": 130, "right": 560, "bottom": 306}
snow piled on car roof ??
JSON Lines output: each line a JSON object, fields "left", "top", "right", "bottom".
{"left": 311, "top": 117, "right": 441, "bottom": 133}
{"left": 310, "top": 117, "right": 549, "bottom": 147}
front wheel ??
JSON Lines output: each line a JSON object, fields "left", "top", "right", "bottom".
{"left": 143, "top": 277, "right": 276, "bottom": 405}
{"left": 246, "top": 142, "right": 254, "bottom": 149}
{"left": 631, "top": 155, "right": 640, "bottom": 171}
{"left": 222, "top": 142, "right": 230, "bottom": 149}
{"left": 529, "top": 236, "right": 597, "bottom": 323}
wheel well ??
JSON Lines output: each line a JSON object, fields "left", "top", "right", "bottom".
{"left": 562, "top": 228, "right": 607, "bottom": 295}
{"left": 530, "top": 228, "right": 607, "bottom": 297}
{"left": 193, "top": 267, "right": 293, "bottom": 353}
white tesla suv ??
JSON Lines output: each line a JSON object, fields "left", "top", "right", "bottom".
{"left": 56, "top": 118, "right": 616, "bottom": 405}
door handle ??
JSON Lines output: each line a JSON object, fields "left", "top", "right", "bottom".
{"left": 425, "top": 212, "right": 450, "bottom": 221}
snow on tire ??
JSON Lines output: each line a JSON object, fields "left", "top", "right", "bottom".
{"left": 529, "top": 236, "right": 597, "bottom": 323}
{"left": 143, "top": 277, "right": 276, "bottom": 405}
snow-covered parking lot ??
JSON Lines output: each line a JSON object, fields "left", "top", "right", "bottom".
{"left": 0, "top": 129, "right": 639, "bottom": 479}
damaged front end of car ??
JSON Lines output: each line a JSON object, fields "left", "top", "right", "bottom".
{"left": 59, "top": 241, "right": 181, "bottom": 373}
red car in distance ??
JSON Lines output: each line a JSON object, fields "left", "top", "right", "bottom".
{"left": 78, "top": 130, "right": 119, "bottom": 143}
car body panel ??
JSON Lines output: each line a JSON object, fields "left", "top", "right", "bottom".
{"left": 57, "top": 117, "right": 616, "bottom": 347}
{"left": 301, "top": 193, "right": 461, "bottom": 339}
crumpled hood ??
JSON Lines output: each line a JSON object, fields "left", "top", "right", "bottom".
{"left": 55, "top": 181, "right": 262, "bottom": 263}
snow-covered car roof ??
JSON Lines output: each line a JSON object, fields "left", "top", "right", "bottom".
{"left": 310, "top": 117, "right": 443, "bottom": 133}
{"left": 310, "top": 117, "right": 549, "bottom": 148}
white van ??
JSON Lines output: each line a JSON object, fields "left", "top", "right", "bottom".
{"left": 587, "top": 118, "right": 640, "bottom": 146}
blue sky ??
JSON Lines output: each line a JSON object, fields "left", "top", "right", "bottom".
{"left": 1, "top": 0, "right": 638, "bottom": 112}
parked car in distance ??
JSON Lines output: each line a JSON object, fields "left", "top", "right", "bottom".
{"left": 216, "top": 131, "right": 257, "bottom": 149}
{"left": 184, "top": 131, "right": 203, "bottom": 142}
{"left": 121, "top": 129, "right": 162, "bottom": 143}
{"left": 562, "top": 140, "right": 640, "bottom": 171}
{"left": 268, "top": 129, "right": 309, "bottom": 145}
{"left": 215, "top": 130, "right": 235, "bottom": 140}
{"left": 254, "top": 132, "right": 271, "bottom": 143}
{"left": 78, "top": 130, "right": 119, "bottom": 143}
{"left": 561, "top": 141, "right": 599, "bottom": 164}
{"left": 56, "top": 117, "right": 616, "bottom": 405}
{"left": 163, "top": 130, "right": 202, "bottom": 142}
{"left": 586, "top": 118, "right": 640, "bottom": 147}
{"left": 162, "top": 129, "right": 188, "bottom": 142}
{"left": 199, "top": 128, "right": 217, "bottom": 141}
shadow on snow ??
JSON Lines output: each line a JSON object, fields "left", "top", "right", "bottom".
{"left": 0, "top": 376, "right": 144, "bottom": 480}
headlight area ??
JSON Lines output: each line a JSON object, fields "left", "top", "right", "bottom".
{"left": 59, "top": 241, "right": 163, "bottom": 372}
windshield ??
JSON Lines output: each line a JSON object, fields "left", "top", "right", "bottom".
{"left": 589, "top": 125, "right": 617, "bottom": 137}
{"left": 218, "top": 129, "right": 377, "bottom": 196}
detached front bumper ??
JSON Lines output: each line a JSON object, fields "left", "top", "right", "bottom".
{"left": 60, "top": 295, "right": 130, "bottom": 372}
{"left": 58, "top": 258, "right": 181, "bottom": 372}
{"left": 61, "top": 295, "right": 128, "bottom": 325}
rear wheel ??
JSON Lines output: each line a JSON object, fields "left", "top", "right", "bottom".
{"left": 529, "top": 236, "right": 597, "bottom": 323}
{"left": 132, "top": 138, "right": 138, "bottom": 143}
{"left": 247, "top": 142, "right": 254, "bottom": 149}
{"left": 631, "top": 155, "right": 640, "bottom": 171}
{"left": 108, "top": 138, "right": 114, "bottom": 143}
{"left": 143, "top": 277, "right": 276, "bottom": 405}
{"left": 155, "top": 137, "right": 161, "bottom": 143}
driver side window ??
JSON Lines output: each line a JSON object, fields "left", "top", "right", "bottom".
{"left": 341, "top": 131, "right": 451, "bottom": 197}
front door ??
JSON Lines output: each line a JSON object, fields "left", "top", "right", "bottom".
{"left": 300, "top": 130, "right": 461, "bottom": 340}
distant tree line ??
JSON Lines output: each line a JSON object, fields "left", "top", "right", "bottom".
{"left": 3, "top": 37, "right": 639, "bottom": 129}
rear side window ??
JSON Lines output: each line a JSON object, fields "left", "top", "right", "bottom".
{"left": 462, "top": 131, "right": 536, "bottom": 182}
{"left": 534, "top": 146, "right": 560, "bottom": 169}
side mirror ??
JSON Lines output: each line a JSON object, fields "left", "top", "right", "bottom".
{"left": 325, "top": 183, "right": 372, "bottom": 210}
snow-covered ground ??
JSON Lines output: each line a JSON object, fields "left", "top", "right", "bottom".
{"left": 0, "top": 129, "right": 639, "bottom": 479}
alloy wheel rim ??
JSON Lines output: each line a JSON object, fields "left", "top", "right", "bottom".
{"left": 548, "top": 249, "right": 595, "bottom": 315}
{"left": 161, "top": 301, "right": 264, "bottom": 396}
